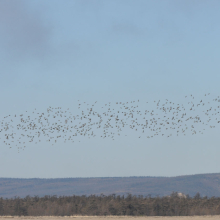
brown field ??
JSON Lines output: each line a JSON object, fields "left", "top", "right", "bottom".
{"left": 1, "top": 216, "right": 220, "bottom": 220}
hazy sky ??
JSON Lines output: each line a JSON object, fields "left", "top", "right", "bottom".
{"left": 1, "top": 0, "right": 220, "bottom": 178}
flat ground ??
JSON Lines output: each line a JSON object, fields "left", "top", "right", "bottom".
{"left": 0, "top": 216, "right": 220, "bottom": 220}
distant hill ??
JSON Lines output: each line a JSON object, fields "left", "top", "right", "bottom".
{"left": 1, "top": 173, "right": 220, "bottom": 198}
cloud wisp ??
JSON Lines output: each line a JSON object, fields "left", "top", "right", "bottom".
{"left": 0, "top": 0, "right": 52, "bottom": 61}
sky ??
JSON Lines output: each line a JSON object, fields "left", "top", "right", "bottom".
{"left": 0, "top": 0, "right": 220, "bottom": 178}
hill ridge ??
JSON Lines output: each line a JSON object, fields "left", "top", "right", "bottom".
{"left": 1, "top": 173, "right": 220, "bottom": 198}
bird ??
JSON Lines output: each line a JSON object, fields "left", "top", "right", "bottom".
{"left": 1, "top": 93, "right": 220, "bottom": 152}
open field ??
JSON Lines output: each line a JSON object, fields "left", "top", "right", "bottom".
{"left": 1, "top": 216, "right": 220, "bottom": 220}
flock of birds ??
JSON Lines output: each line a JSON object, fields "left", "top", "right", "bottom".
{"left": 1, "top": 93, "right": 220, "bottom": 152}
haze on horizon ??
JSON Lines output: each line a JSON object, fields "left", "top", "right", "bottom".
{"left": 0, "top": 0, "right": 220, "bottom": 179}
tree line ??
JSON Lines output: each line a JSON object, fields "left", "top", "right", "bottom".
{"left": 0, "top": 192, "right": 220, "bottom": 216}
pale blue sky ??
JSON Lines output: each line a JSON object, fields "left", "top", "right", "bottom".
{"left": 0, "top": 0, "right": 220, "bottom": 178}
